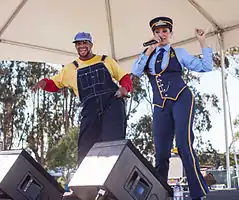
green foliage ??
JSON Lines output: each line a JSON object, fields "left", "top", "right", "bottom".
{"left": 128, "top": 115, "right": 154, "bottom": 162}
{"left": 0, "top": 61, "right": 81, "bottom": 166}
{"left": 194, "top": 92, "right": 220, "bottom": 132}
{"left": 233, "top": 115, "right": 239, "bottom": 127}
{"left": 196, "top": 140, "right": 221, "bottom": 168}
{"left": 126, "top": 75, "right": 148, "bottom": 119}
{"left": 196, "top": 139, "right": 238, "bottom": 168}
{"left": 0, "top": 61, "right": 31, "bottom": 149}
{"left": 46, "top": 127, "right": 78, "bottom": 169}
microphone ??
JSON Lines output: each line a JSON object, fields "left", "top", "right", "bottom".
{"left": 143, "top": 39, "right": 157, "bottom": 47}
{"left": 143, "top": 37, "right": 163, "bottom": 47}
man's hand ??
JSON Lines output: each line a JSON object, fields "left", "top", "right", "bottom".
{"left": 32, "top": 79, "right": 46, "bottom": 93}
{"left": 115, "top": 87, "right": 129, "bottom": 98}
{"left": 195, "top": 28, "right": 207, "bottom": 48}
{"left": 145, "top": 36, "right": 162, "bottom": 56}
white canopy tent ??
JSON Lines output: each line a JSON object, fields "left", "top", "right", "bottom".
{"left": 0, "top": 0, "right": 239, "bottom": 69}
{"left": 1, "top": 0, "right": 239, "bottom": 188}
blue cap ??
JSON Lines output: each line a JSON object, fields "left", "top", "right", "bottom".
{"left": 73, "top": 32, "right": 92, "bottom": 43}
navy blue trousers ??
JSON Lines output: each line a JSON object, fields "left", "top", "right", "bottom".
{"left": 153, "top": 87, "right": 209, "bottom": 199}
{"left": 77, "top": 93, "right": 126, "bottom": 165}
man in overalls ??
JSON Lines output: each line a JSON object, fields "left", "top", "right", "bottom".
{"left": 132, "top": 17, "right": 213, "bottom": 200}
{"left": 32, "top": 32, "right": 132, "bottom": 165}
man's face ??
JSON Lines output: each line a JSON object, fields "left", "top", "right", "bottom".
{"left": 153, "top": 27, "right": 172, "bottom": 46}
{"left": 75, "top": 40, "right": 93, "bottom": 57}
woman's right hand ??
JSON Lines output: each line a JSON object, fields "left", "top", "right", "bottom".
{"left": 145, "top": 36, "right": 161, "bottom": 56}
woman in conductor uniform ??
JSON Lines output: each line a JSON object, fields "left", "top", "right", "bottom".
{"left": 132, "top": 17, "right": 213, "bottom": 200}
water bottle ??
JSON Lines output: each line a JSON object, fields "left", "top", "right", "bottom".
{"left": 173, "top": 181, "right": 184, "bottom": 200}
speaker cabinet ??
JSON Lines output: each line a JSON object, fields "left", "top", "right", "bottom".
{"left": 0, "top": 149, "right": 65, "bottom": 200}
{"left": 69, "top": 140, "right": 173, "bottom": 200}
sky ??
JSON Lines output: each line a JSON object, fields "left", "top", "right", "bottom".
{"left": 196, "top": 66, "right": 239, "bottom": 153}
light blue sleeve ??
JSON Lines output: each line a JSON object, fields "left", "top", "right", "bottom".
{"left": 179, "top": 48, "right": 213, "bottom": 72}
{"left": 132, "top": 53, "right": 149, "bottom": 77}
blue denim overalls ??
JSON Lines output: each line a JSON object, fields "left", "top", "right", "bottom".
{"left": 73, "top": 55, "right": 126, "bottom": 165}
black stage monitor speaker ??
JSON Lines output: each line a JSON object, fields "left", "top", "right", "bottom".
{"left": 69, "top": 140, "right": 173, "bottom": 200}
{"left": 0, "top": 149, "right": 65, "bottom": 200}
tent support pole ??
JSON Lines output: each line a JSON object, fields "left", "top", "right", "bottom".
{"left": 217, "top": 32, "right": 231, "bottom": 188}
{"left": 0, "top": 0, "right": 28, "bottom": 37}
{"left": 105, "top": 0, "right": 116, "bottom": 59}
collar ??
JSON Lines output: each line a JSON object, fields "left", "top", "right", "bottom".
{"left": 156, "top": 44, "right": 171, "bottom": 53}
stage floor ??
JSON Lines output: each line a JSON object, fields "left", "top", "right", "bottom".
{"left": 184, "top": 189, "right": 239, "bottom": 200}
{"left": 62, "top": 189, "right": 239, "bottom": 200}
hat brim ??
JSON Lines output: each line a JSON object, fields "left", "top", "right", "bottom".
{"left": 73, "top": 39, "right": 92, "bottom": 43}
{"left": 152, "top": 24, "right": 172, "bottom": 31}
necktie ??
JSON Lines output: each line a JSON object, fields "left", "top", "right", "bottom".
{"left": 155, "top": 48, "right": 165, "bottom": 74}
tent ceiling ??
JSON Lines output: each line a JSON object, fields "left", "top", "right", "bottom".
{"left": 0, "top": 0, "right": 239, "bottom": 72}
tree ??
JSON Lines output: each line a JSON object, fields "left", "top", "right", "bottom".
{"left": 0, "top": 61, "right": 31, "bottom": 150}
{"left": 196, "top": 140, "right": 221, "bottom": 168}
{"left": 128, "top": 114, "right": 154, "bottom": 162}
{"left": 0, "top": 61, "right": 81, "bottom": 166}
{"left": 46, "top": 127, "right": 78, "bottom": 170}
